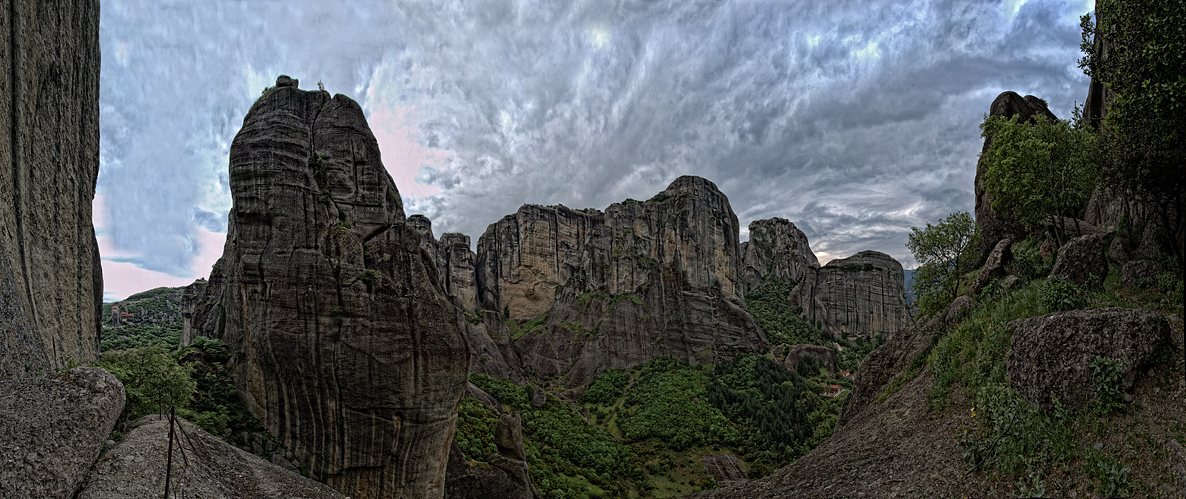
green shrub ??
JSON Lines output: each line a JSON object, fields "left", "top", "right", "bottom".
{"left": 582, "top": 368, "right": 629, "bottom": 404}
{"left": 744, "top": 279, "right": 824, "bottom": 346}
{"left": 1040, "top": 276, "right": 1086, "bottom": 312}
{"left": 619, "top": 359, "right": 734, "bottom": 450}
{"left": 1090, "top": 356, "right": 1125, "bottom": 416}
{"left": 454, "top": 398, "right": 499, "bottom": 460}
{"left": 95, "top": 346, "right": 196, "bottom": 421}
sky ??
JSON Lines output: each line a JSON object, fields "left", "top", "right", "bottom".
{"left": 96, "top": 0, "right": 1096, "bottom": 301}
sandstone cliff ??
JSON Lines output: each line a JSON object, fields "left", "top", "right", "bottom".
{"left": 974, "top": 91, "right": 1057, "bottom": 264}
{"left": 792, "top": 250, "right": 908, "bottom": 339}
{"left": 1, "top": 0, "right": 103, "bottom": 375}
{"left": 739, "top": 218, "right": 819, "bottom": 293}
{"left": 184, "top": 76, "right": 469, "bottom": 499}
{"left": 476, "top": 177, "right": 766, "bottom": 387}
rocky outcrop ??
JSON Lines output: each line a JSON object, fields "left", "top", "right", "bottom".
{"left": 0, "top": 367, "right": 124, "bottom": 498}
{"left": 739, "top": 218, "right": 819, "bottom": 293}
{"left": 1007, "top": 308, "right": 1171, "bottom": 409}
{"left": 476, "top": 177, "right": 765, "bottom": 387}
{"left": 970, "top": 238, "right": 1013, "bottom": 296}
{"left": 446, "top": 389, "right": 539, "bottom": 499}
{"left": 179, "top": 278, "right": 208, "bottom": 346}
{"left": 184, "top": 76, "right": 469, "bottom": 499}
{"left": 792, "top": 251, "right": 908, "bottom": 339}
{"left": 975, "top": 91, "right": 1057, "bottom": 264}
{"left": 773, "top": 344, "right": 837, "bottom": 375}
{"left": 464, "top": 310, "right": 527, "bottom": 383}
{"left": 1, "top": 0, "right": 103, "bottom": 373}
{"left": 1051, "top": 233, "right": 1110, "bottom": 287}
{"left": 1121, "top": 260, "right": 1163, "bottom": 289}
{"left": 701, "top": 453, "right": 748, "bottom": 487}
{"left": 439, "top": 232, "right": 480, "bottom": 312}
{"left": 78, "top": 415, "right": 347, "bottom": 499}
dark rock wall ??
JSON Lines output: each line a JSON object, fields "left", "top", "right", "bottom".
{"left": 974, "top": 91, "right": 1057, "bottom": 264}
{"left": 739, "top": 217, "right": 819, "bottom": 293}
{"left": 793, "top": 251, "right": 908, "bottom": 339}
{"left": 0, "top": 0, "right": 103, "bottom": 373}
{"left": 186, "top": 78, "right": 469, "bottom": 499}
{"left": 476, "top": 176, "right": 765, "bottom": 387}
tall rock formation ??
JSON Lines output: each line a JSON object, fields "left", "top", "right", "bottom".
{"left": 739, "top": 218, "right": 819, "bottom": 293}
{"left": 475, "top": 176, "right": 765, "bottom": 387}
{"left": 184, "top": 76, "right": 469, "bottom": 499}
{"left": 974, "top": 91, "right": 1057, "bottom": 264}
{"left": 1, "top": 0, "right": 103, "bottom": 375}
{"left": 793, "top": 251, "right": 907, "bottom": 339}
{"left": 740, "top": 219, "right": 907, "bottom": 340}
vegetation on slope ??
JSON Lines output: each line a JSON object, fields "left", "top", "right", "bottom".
{"left": 743, "top": 279, "right": 825, "bottom": 347}
{"left": 100, "top": 286, "right": 186, "bottom": 351}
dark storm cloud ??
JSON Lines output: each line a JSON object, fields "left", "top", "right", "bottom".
{"left": 99, "top": 0, "right": 1093, "bottom": 289}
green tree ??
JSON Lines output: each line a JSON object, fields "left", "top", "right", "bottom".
{"left": 907, "top": 212, "right": 979, "bottom": 317}
{"left": 95, "top": 346, "right": 196, "bottom": 422}
{"left": 1080, "top": 1, "right": 1185, "bottom": 263}
{"left": 979, "top": 114, "right": 1098, "bottom": 247}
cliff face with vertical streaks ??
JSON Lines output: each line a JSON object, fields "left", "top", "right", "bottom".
{"left": 1, "top": 0, "right": 103, "bottom": 376}
{"left": 184, "top": 76, "right": 469, "bottom": 499}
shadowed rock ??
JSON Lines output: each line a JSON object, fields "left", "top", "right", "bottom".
{"left": 79, "top": 415, "right": 347, "bottom": 499}
{"left": 1, "top": 0, "right": 103, "bottom": 374}
{"left": 975, "top": 91, "right": 1057, "bottom": 265}
{"left": 792, "top": 250, "right": 908, "bottom": 340}
{"left": 0, "top": 368, "right": 124, "bottom": 498}
{"left": 740, "top": 218, "right": 819, "bottom": 293}
{"left": 184, "top": 76, "right": 469, "bottom": 499}
{"left": 1007, "top": 308, "right": 1171, "bottom": 409}
{"left": 475, "top": 176, "right": 765, "bottom": 387}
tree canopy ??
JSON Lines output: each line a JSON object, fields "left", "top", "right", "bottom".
{"left": 907, "top": 211, "right": 979, "bottom": 317}
{"left": 979, "top": 113, "right": 1097, "bottom": 247}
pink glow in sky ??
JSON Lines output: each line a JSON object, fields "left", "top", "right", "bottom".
{"left": 368, "top": 99, "right": 446, "bottom": 199}
{"left": 95, "top": 195, "right": 227, "bottom": 301}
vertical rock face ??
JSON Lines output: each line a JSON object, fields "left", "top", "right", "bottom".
{"left": 793, "top": 251, "right": 907, "bottom": 339}
{"left": 179, "top": 278, "right": 208, "bottom": 346}
{"left": 439, "top": 233, "right": 479, "bottom": 312}
{"left": 739, "top": 218, "right": 819, "bottom": 293}
{"left": 476, "top": 176, "right": 765, "bottom": 387}
{"left": 1, "top": 0, "right": 103, "bottom": 373}
{"left": 185, "top": 77, "right": 469, "bottom": 499}
{"left": 974, "top": 91, "right": 1058, "bottom": 264}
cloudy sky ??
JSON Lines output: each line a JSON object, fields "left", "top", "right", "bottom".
{"left": 97, "top": 0, "right": 1095, "bottom": 300}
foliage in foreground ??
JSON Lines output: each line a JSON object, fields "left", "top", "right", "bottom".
{"left": 907, "top": 211, "right": 979, "bottom": 317}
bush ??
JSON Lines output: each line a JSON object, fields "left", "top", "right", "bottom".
{"left": 582, "top": 368, "right": 629, "bottom": 404}
{"left": 1040, "top": 276, "right": 1087, "bottom": 312}
{"left": 744, "top": 279, "right": 824, "bottom": 346}
{"left": 1090, "top": 356, "right": 1125, "bottom": 416}
{"left": 95, "top": 346, "right": 196, "bottom": 421}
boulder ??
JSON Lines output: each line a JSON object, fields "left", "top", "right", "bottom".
{"left": 78, "top": 415, "right": 346, "bottom": 499}
{"left": 774, "top": 344, "right": 837, "bottom": 375}
{"left": 943, "top": 295, "right": 975, "bottom": 326}
{"left": 1121, "top": 260, "right": 1164, "bottom": 289}
{"left": 1051, "top": 233, "right": 1110, "bottom": 287}
{"left": 975, "top": 91, "right": 1057, "bottom": 265}
{"left": 184, "top": 76, "right": 469, "bottom": 499}
{"left": 739, "top": 218, "right": 819, "bottom": 293}
{"left": 971, "top": 238, "right": 1013, "bottom": 296}
{"left": 1042, "top": 215, "right": 1108, "bottom": 242}
{"left": 792, "top": 251, "right": 909, "bottom": 339}
{"left": 1007, "top": 308, "right": 1171, "bottom": 409}
{"left": 477, "top": 177, "right": 765, "bottom": 387}
{"left": 0, "top": 368, "right": 124, "bottom": 498}
{"left": 1, "top": 0, "right": 103, "bottom": 372}
{"left": 1109, "top": 236, "right": 1130, "bottom": 264}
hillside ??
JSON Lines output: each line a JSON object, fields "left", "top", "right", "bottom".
{"left": 100, "top": 286, "right": 186, "bottom": 351}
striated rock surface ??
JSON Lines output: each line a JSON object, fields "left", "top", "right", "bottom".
{"left": 1, "top": 0, "right": 103, "bottom": 373}
{"left": 179, "top": 278, "right": 208, "bottom": 346}
{"left": 0, "top": 367, "right": 124, "bottom": 498}
{"left": 476, "top": 176, "right": 765, "bottom": 387}
{"left": 1007, "top": 308, "right": 1171, "bottom": 409}
{"left": 974, "top": 91, "right": 1057, "bottom": 265}
{"left": 184, "top": 76, "right": 469, "bottom": 499}
{"left": 439, "top": 232, "right": 480, "bottom": 312}
{"left": 792, "top": 251, "right": 908, "bottom": 339}
{"left": 739, "top": 218, "right": 819, "bottom": 293}
{"left": 78, "top": 415, "right": 347, "bottom": 499}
